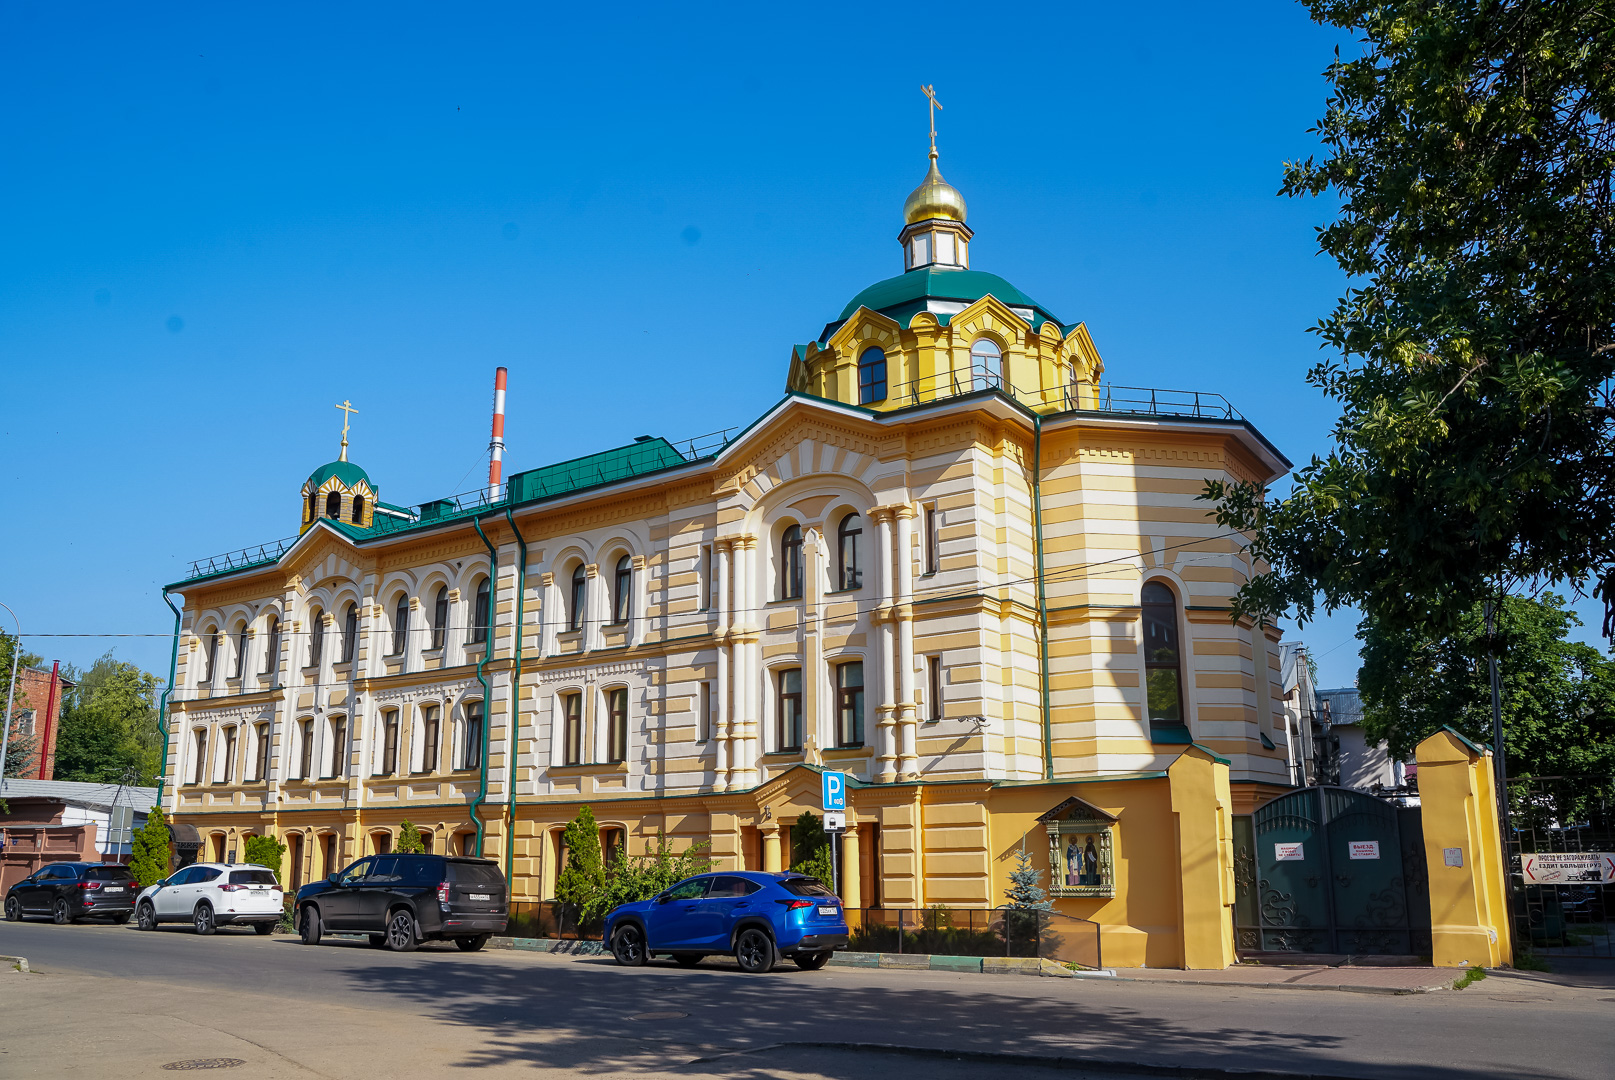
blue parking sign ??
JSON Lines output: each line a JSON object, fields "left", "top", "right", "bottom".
{"left": 822, "top": 771, "right": 846, "bottom": 811}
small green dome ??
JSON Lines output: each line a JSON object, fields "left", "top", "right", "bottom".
{"left": 306, "top": 460, "right": 372, "bottom": 490}
{"left": 823, "top": 267, "right": 1063, "bottom": 341}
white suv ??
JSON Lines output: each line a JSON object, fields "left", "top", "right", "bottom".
{"left": 135, "top": 863, "right": 284, "bottom": 935}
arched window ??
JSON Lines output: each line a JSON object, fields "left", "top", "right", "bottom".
{"left": 308, "top": 610, "right": 325, "bottom": 669}
{"left": 779, "top": 525, "right": 804, "bottom": 600}
{"left": 325, "top": 490, "right": 342, "bottom": 518}
{"left": 858, "top": 346, "right": 887, "bottom": 405}
{"left": 837, "top": 513, "right": 862, "bottom": 590}
{"left": 233, "top": 623, "right": 249, "bottom": 679}
{"left": 190, "top": 729, "right": 208, "bottom": 785}
{"left": 351, "top": 495, "right": 365, "bottom": 523}
{"left": 562, "top": 691, "right": 583, "bottom": 765}
{"left": 263, "top": 617, "right": 281, "bottom": 676}
{"left": 327, "top": 715, "right": 347, "bottom": 778}
{"left": 306, "top": 491, "right": 317, "bottom": 522}
{"left": 606, "top": 687, "right": 628, "bottom": 763}
{"left": 392, "top": 595, "right": 410, "bottom": 656}
{"left": 379, "top": 708, "right": 399, "bottom": 776}
{"left": 297, "top": 718, "right": 314, "bottom": 779}
{"left": 342, "top": 602, "right": 359, "bottom": 664}
{"left": 418, "top": 704, "right": 441, "bottom": 773}
{"left": 970, "top": 338, "right": 1002, "bottom": 391}
{"left": 612, "top": 555, "right": 633, "bottom": 624}
{"left": 254, "top": 721, "right": 271, "bottom": 782}
{"left": 568, "top": 565, "right": 587, "bottom": 632}
{"left": 204, "top": 630, "right": 220, "bottom": 685}
{"left": 461, "top": 700, "right": 484, "bottom": 771}
{"left": 472, "top": 576, "right": 491, "bottom": 644}
{"left": 221, "top": 725, "right": 238, "bottom": 783}
{"left": 1141, "top": 582, "right": 1186, "bottom": 738}
{"left": 432, "top": 586, "right": 449, "bottom": 650}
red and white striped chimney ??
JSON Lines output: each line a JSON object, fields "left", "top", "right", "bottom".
{"left": 488, "top": 366, "right": 508, "bottom": 501}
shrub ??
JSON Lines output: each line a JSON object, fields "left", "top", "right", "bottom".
{"left": 584, "top": 830, "right": 711, "bottom": 923}
{"left": 555, "top": 806, "right": 604, "bottom": 915}
{"left": 397, "top": 821, "right": 426, "bottom": 854}
{"left": 243, "top": 835, "right": 287, "bottom": 883}
{"left": 129, "top": 803, "right": 171, "bottom": 886}
{"left": 791, "top": 811, "right": 834, "bottom": 885}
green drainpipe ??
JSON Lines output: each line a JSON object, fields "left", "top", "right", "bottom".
{"left": 158, "top": 589, "right": 183, "bottom": 805}
{"left": 1032, "top": 413, "right": 1054, "bottom": 781}
{"left": 470, "top": 513, "right": 500, "bottom": 857}
{"left": 502, "top": 506, "right": 528, "bottom": 890}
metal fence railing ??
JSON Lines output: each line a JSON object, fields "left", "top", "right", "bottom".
{"left": 884, "top": 366, "right": 1243, "bottom": 425}
{"left": 508, "top": 900, "right": 601, "bottom": 941}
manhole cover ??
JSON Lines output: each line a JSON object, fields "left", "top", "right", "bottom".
{"left": 161, "top": 1061, "right": 246, "bottom": 1071}
{"left": 631, "top": 1011, "right": 688, "bottom": 1020}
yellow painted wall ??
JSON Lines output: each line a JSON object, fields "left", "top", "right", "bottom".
{"left": 1415, "top": 729, "right": 1513, "bottom": 968}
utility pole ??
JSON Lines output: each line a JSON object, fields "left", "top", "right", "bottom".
{"left": 1482, "top": 597, "right": 1516, "bottom": 942}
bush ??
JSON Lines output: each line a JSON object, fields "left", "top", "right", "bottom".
{"left": 584, "top": 830, "right": 711, "bottom": 923}
{"left": 243, "top": 835, "right": 287, "bottom": 883}
{"left": 128, "top": 803, "right": 171, "bottom": 886}
{"left": 791, "top": 811, "right": 834, "bottom": 885}
{"left": 397, "top": 821, "right": 426, "bottom": 854}
{"left": 556, "top": 806, "right": 604, "bottom": 915}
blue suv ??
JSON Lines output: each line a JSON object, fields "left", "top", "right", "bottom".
{"left": 604, "top": 871, "right": 848, "bottom": 973}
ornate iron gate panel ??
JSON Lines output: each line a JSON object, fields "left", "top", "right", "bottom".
{"left": 1508, "top": 776, "right": 1613, "bottom": 959}
{"left": 1234, "top": 787, "right": 1427, "bottom": 955}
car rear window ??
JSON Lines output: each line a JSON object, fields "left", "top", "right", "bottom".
{"left": 446, "top": 861, "right": 504, "bottom": 885}
{"left": 229, "top": 870, "right": 278, "bottom": 886}
{"left": 85, "top": 866, "right": 135, "bottom": 882}
{"left": 780, "top": 877, "right": 836, "bottom": 898}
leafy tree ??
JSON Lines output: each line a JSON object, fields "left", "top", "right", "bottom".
{"left": 244, "top": 835, "right": 287, "bottom": 882}
{"left": 790, "top": 811, "right": 834, "bottom": 885}
{"left": 584, "top": 831, "right": 711, "bottom": 922}
{"left": 0, "top": 632, "right": 42, "bottom": 779}
{"left": 129, "top": 803, "right": 172, "bottom": 886}
{"left": 555, "top": 805, "right": 604, "bottom": 912}
{"left": 1003, "top": 844, "right": 1054, "bottom": 911}
{"left": 1358, "top": 594, "right": 1615, "bottom": 822}
{"left": 1206, "top": 2, "right": 1615, "bottom": 641}
{"left": 54, "top": 652, "right": 163, "bottom": 785}
{"left": 397, "top": 820, "right": 426, "bottom": 854}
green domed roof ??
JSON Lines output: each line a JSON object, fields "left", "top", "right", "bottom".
{"left": 306, "top": 460, "right": 372, "bottom": 490}
{"left": 823, "top": 267, "right": 1063, "bottom": 341}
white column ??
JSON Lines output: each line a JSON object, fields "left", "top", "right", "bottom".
{"left": 895, "top": 506, "right": 918, "bottom": 780}
{"left": 714, "top": 540, "right": 732, "bottom": 792}
{"left": 630, "top": 555, "right": 648, "bottom": 647}
{"left": 539, "top": 573, "right": 557, "bottom": 658}
{"left": 584, "top": 564, "right": 602, "bottom": 651}
{"left": 734, "top": 536, "right": 759, "bottom": 788}
{"left": 874, "top": 509, "right": 897, "bottom": 783}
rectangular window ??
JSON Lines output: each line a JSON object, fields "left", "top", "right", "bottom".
{"left": 700, "top": 545, "right": 712, "bottom": 611}
{"left": 698, "top": 682, "right": 712, "bottom": 743}
{"left": 836, "top": 662, "right": 864, "bottom": 747}
{"left": 222, "top": 726, "right": 238, "bottom": 783}
{"left": 777, "top": 668, "right": 804, "bottom": 751}
{"left": 381, "top": 709, "right": 399, "bottom": 776}
{"left": 606, "top": 688, "right": 628, "bottom": 764}
{"left": 935, "top": 230, "right": 957, "bottom": 265}
{"left": 191, "top": 729, "right": 208, "bottom": 785}
{"left": 462, "top": 701, "right": 483, "bottom": 771}
{"left": 255, "top": 722, "right": 271, "bottom": 782}
{"left": 328, "top": 717, "right": 347, "bottom": 779}
{"left": 928, "top": 655, "right": 943, "bottom": 722}
{"left": 924, "top": 505, "right": 940, "bottom": 575}
{"left": 419, "top": 705, "right": 440, "bottom": 774}
{"left": 562, "top": 692, "right": 583, "bottom": 766}
{"left": 298, "top": 719, "right": 314, "bottom": 779}
{"left": 911, "top": 231, "right": 931, "bottom": 267}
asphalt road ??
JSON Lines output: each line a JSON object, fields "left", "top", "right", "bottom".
{"left": 3, "top": 918, "right": 1613, "bottom": 1080}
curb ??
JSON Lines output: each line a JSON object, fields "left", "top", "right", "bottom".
{"left": 1, "top": 954, "right": 30, "bottom": 973}
{"left": 686, "top": 1040, "right": 1381, "bottom": 1079}
{"left": 1105, "top": 974, "right": 1453, "bottom": 996}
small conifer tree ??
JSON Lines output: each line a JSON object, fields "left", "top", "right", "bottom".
{"left": 397, "top": 820, "right": 426, "bottom": 854}
{"left": 243, "top": 834, "right": 287, "bottom": 882}
{"left": 129, "top": 803, "right": 172, "bottom": 886}
{"left": 790, "top": 811, "right": 835, "bottom": 886}
{"left": 556, "top": 805, "right": 604, "bottom": 911}
{"left": 1004, "top": 843, "right": 1054, "bottom": 910}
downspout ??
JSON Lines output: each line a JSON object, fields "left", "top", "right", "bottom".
{"left": 158, "top": 589, "right": 183, "bottom": 807}
{"left": 502, "top": 506, "right": 528, "bottom": 890}
{"left": 1033, "top": 413, "right": 1054, "bottom": 781}
{"left": 470, "top": 514, "right": 500, "bottom": 857}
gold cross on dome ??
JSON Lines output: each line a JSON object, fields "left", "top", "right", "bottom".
{"left": 921, "top": 84, "right": 943, "bottom": 157}
{"left": 335, "top": 399, "right": 359, "bottom": 462}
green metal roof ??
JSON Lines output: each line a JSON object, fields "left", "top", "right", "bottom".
{"left": 306, "top": 460, "right": 372, "bottom": 490}
{"left": 507, "top": 436, "right": 688, "bottom": 503}
{"left": 822, "top": 267, "right": 1062, "bottom": 340}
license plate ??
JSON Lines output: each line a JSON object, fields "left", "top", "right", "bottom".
{"left": 468, "top": 893, "right": 490, "bottom": 901}
{"left": 818, "top": 905, "right": 836, "bottom": 916}
{"left": 104, "top": 887, "right": 124, "bottom": 893}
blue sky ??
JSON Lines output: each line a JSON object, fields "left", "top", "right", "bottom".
{"left": 3, "top": 2, "right": 1602, "bottom": 686}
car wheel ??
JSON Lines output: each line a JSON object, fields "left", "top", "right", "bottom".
{"left": 734, "top": 928, "right": 775, "bottom": 974}
{"left": 384, "top": 909, "right": 418, "bottom": 952}
{"left": 194, "top": 902, "right": 216, "bottom": 936}
{"left": 793, "top": 950, "right": 832, "bottom": 971}
{"left": 610, "top": 923, "right": 647, "bottom": 966}
{"left": 253, "top": 921, "right": 274, "bottom": 936}
{"left": 4, "top": 896, "right": 20, "bottom": 922}
{"left": 137, "top": 903, "right": 158, "bottom": 931}
{"left": 674, "top": 954, "right": 702, "bottom": 968}
{"left": 299, "top": 905, "right": 323, "bottom": 946}
{"left": 112, "top": 911, "right": 132, "bottom": 925}
{"left": 368, "top": 933, "right": 387, "bottom": 948}
{"left": 53, "top": 898, "right": 74, "bottom": 925}
{"left": 455, "top": 934, "right": 489, "bottom": 953}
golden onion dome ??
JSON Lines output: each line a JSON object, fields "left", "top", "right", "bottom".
{"left": 903, "top": 155, "right": 967, "bottom": 225}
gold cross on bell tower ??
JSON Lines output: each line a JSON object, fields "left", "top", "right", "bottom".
{"left": 921, "top": 84, "right": 943, "bottom": 160}
{"left": 335, "top": 399, "right": 359, "bottom": 462}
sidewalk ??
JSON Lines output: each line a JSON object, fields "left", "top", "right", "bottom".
{"left": 1110, "top": 964, "right": 1458, "bottom": 994}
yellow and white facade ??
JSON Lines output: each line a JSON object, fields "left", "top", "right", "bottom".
{"left": 162, "top": 155, "right": 1294, "bottom": 967}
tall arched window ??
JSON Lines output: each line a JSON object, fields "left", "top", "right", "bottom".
{"left": 432, "top": 586, "right": 449, "bottom": 650}
{"left": 606, "top": 687, "right": 628, "bottom": 763}
{"left": 263, "top": 617, "right": 281, "bottom": 676}
{"left": 568, "top": 565, "right": 587, "bottom": 632}
{"left": 351, "top": 495, "right": 365, "bottom": 523}
{"left": 254, "top": 721, "right": 271, "bottom": 782}
{"left": 562, "top": 692, "right": 583, "bottom": 765}
{"left": 970, "top": 337, "right": 1002, "bottom": 391}
{"left": 328, "top": 715, "right": 347, "bottom": 778}
{"left": 837, "top": 513, "right": 862, "bottom": 590}
{"left": 858, "top": 346, "right": 887, "bottom": 405}
{"left": 1141, "top": 582, "right": 1186, "bottom": 738}
{"left": 342, "top": 602, "right": 359, "bottom": 663}
{"left": 612, "top": 555, "right": 632, "bottom": 624}
{"left": 461, "top": 700, "right": 484, "bottom": 771}
{"left": 233, "top": 623, "right": 249, "bottom": 679}
{"left": 392, "top": 595, "right": 410, "bottom": 656}
{"left": 472, "top": 576, "right": 490, "bottom": 644}
{"left": 306, "top": 491, "right": 317, "bottom": 522}
{"left": 308, "top": 610, "right": 325, "bottom": 669}
{"left": 204, "top": 630, "right": 220, "bottom": 684}
{"left": 325, "top": 491, "right": 342, "bottom": 518}
{"left": 779, "top": 525, "right": 804, "bottom": 600}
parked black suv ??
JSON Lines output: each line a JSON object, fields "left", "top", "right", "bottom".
{"left": 294, "top": 854, "right": 508, "bottom": 952}
{"left": 4, "top": 861, "right": 139, "bottom": 924}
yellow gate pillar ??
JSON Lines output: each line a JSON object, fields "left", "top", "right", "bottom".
{"left": 840, "top": 819, "right": 861, "bottom": 909}
{"left": 762, "top": 823, "right": 782, "bottom": 872}
{"left": 1416, "top": 728, "right": 1513, "bottom": 968}
{"left": 1167, "top": 746, "right": 1238, "bottom": 969}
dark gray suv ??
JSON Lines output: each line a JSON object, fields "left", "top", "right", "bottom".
{"left": 293, "top": 854, "right": 508, "bottom": 952}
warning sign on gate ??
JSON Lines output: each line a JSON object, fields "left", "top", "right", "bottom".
{"left": 1274, "top": 842, "right": 1305, "bottom": 862}
{"left": 1520, "top": 852, "right": 1615, "bottom": 884}
{"left": 1348, "top": 841, "right": 1381, "bottom": 860}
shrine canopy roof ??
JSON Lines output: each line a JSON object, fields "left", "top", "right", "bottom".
{"left": 1037, "top": 796, "right": 1119, "bottom": 824}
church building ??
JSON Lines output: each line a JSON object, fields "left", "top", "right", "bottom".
{"left": 160, "top": 136, "right": 1293, "bottom": 968}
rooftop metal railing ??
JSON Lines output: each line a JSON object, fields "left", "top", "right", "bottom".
{"left": 887, "top": 365, "right": 1244, "bottom": 421}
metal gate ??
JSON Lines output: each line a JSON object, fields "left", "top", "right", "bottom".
{"left": 1508, "top": 776, "right": 1613, "bottom": 958}
{"left": 1234, "top": 787, "right": 1430, "bottom": 956}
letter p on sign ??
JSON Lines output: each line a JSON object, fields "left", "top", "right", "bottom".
{"left": 822, "top": 771, "right": 846, "bottom": 812}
